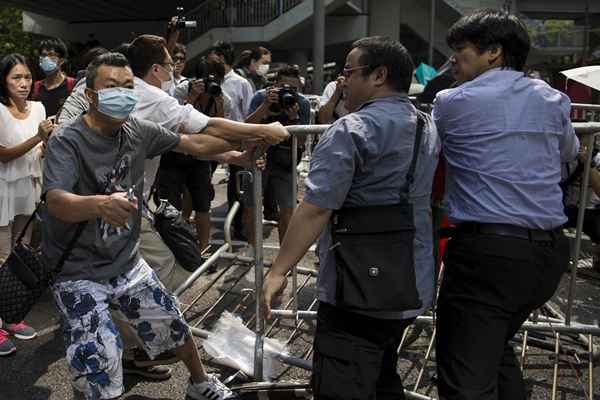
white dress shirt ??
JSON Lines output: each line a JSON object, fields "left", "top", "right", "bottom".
{"left": 132, "top": 77, "right": 210, "bottom": 199}
{"left": 222, "top": 70, "right": 254, "bottom": 122}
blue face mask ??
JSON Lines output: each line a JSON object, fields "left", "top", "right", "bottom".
{"left": 39, "top": 56, "right": 58, "bottom": 74}
{"left": 94, "top": 87, "right": 138, "bottom": 120}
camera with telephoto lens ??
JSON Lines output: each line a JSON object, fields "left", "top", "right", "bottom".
{"left": 270, "top": 84, "right": 299, "bottom": 113}
{"left": 174, "top": 6, "right": 197, "bottom": 29}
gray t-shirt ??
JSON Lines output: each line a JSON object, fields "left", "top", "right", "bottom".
{"left": 304, "top": 94, "right": 441, "bottom": 320}
{"left": 41, "top": 115, "right": 181, "bottom": 283}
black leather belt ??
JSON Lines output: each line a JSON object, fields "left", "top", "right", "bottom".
{"left": 454, "top": 222, "right": 557, "bottom": 242}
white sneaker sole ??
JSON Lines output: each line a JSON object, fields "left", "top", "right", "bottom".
{"left": 0, "top": 347, "right": 16, "bottom": 356}
{"left": 13, "top": 332, "right": 37, "bottom": 340}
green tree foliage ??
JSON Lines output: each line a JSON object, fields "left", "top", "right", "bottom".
{"left": 0, "top": 7, "right": 37, "bottom": 60}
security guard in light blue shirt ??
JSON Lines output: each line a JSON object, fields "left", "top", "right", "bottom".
{"left": 432, "top": 11, "right": 578, "bottom": 400}
{"left": 262, "top": 37, "right": 440, "bottom": 400}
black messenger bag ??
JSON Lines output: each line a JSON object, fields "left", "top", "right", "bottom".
{"left": 330, "top": 114, "right": 426, "bottom": 312}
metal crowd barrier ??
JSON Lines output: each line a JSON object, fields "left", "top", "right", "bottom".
{"left": 173, "top": 118, "right": 600, "bottom": 400}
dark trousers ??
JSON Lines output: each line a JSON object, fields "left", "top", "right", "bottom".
{"left": 227, "top": 164, "right": 244, "bottom": 232}
{"left": 436, "top": 230, "right": 568, "bottom": 400}
{"left": 312, "top": 302, "right": 414, "bottom": 400}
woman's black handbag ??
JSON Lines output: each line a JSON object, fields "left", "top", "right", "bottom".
{"left": 330, "top": 114, "right": 426, "bottom": 312}
{"left": 152, "top": 199, "right": 203, "bottom": 272}
{"left": 0, "top": 207, "right": 85, "bottom": 323}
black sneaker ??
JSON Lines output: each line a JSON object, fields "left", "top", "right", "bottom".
{"left": 122, "top": 359, "right": 172, "bottom": 381}
{"left": 132, "top": 348, "right": 179, "bottom": 367}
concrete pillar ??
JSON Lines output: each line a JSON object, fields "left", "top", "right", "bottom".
{"left": 428, "top": 0, "right": 436, "bottom": 65}
{"left": 312, "top": 0, "right": 325, "bottom": 94}
{"left": 368, "top": 0, "right": 401, "bottom": 40}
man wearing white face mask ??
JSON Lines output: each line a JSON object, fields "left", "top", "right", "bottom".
{"left": 33, "top": 38, "right": 76, "bottom": 117}
{"left": 42, "top": 52, "right": 287, "bottom": 400}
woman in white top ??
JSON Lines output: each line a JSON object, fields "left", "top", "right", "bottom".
{"left": 0, "top": 53, "right": 54, "bottom": 356}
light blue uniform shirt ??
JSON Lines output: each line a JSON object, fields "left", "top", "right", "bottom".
{"left": 433, "top": 68, "right": 579, "bottom": 230}
{"left": 304, "top": 95, "right": 441, "bottom": 319}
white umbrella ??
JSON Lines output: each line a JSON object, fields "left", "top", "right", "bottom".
{"left": 561, "top": 66, "right": 600, "bottom": 91}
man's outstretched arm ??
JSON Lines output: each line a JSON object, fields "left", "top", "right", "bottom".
{"left": 261, "top": 201, "right": 332, "bottom": 317}
{"left": 201, "top": 118, "right": 288, "bottom": 144}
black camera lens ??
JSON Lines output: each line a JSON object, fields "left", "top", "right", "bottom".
{"left": 270, "top": 103, "right": 282, "bottom": 113}
{"left": 207, "top": 82, "right": 222, "bottom": 96}
{"left": 281, "top": 93, "right": 296, "bottom": 107}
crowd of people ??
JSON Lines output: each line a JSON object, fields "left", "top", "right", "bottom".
{"left": 0, "top": 7, "right": 592, "bottom": 400}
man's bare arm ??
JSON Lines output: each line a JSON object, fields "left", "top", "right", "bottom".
{"left": 261, "top": 201, "right": 332, "bottom": 317}
{"left": 46, "top": 189, "right": 107, "bottom": 223}
{"left": 175, "top": 133, "right": 240, "bottom": 157}
{"left": 202, "top": 118, "right": 288, "bottom": 144}
{"left": 245, "top": 102, "right": 271, "bottom": 124}
{"left": 47, "top": 189, "right": 137, "bottom": 227}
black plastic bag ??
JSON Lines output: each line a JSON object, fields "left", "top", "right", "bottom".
{"left": 153, "top": 201, "right": 202, "bottom": 272}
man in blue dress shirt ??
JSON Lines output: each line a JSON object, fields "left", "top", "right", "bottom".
{"left": 261, "top": 36, "right": 440, "bottom": 399}
{"left": 433, "top": 10, "right": 579, "bottom": 400}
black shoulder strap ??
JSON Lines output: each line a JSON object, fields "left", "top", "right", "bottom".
{"left": 14, "top": 200, "right": 86, "bottom": 276}
{"left": 401, "top": 112, "right": 426, "bottom": 197}
{"left": 53, "top": 220, "right": 87, "bottom": 276}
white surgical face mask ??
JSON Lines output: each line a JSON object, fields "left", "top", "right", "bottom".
{"left": 257, "top": 63, "right": 270, "bottom": 77}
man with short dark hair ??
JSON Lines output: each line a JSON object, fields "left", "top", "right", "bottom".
{"left": 158, "top": 59, "right": 232, "bottom": 254}
{"left": 207, "top": 41, "right": 254, "bottom": 124}
{"left": 261, "top": 37, "right": 440, "bottom": 400}
{"left": 207, "top": 41, "right": 256, "bottom": 240}
{"left": 244, "top": 65, "right": 310, "bottom": 247}
{"left": 42, "top": 52, "right": 286, "bottom": 400}
{"left": 34, "top": 38, "right": 76, "bottom": 117}
{"left": 433, "top": 10, "right": 578, "bottom": 400}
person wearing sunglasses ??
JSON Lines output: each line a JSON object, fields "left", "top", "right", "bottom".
{"left": 172, "top": 43, "right": 188, "bottom": 88}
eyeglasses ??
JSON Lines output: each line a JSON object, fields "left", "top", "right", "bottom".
{"left": 173, "top": 57, "right": 186, "bottom": 63}
{"left": 342, "top": 65, "right": 370, "bottom": 78}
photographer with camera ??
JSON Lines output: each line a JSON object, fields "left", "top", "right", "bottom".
{"left": 318, "top": 74, "right": 349, "bottom": 123}
{"left": 157, "top": 59, "right": 232, "bottom": 256}
{"left": 244, "top": 65, "right": 311, "bottom": 247}
{"left": 207, "top": 41, "right": 255, "bottom": 241}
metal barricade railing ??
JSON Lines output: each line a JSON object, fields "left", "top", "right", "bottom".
{"left": 572, "top": 103, "right": 600, "bottom": 123}
{"left": 253, "top": 122, "right": 600, "bottom": 399}
{"left": 175, "top": 120, "right": 600, "bottom": 399}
